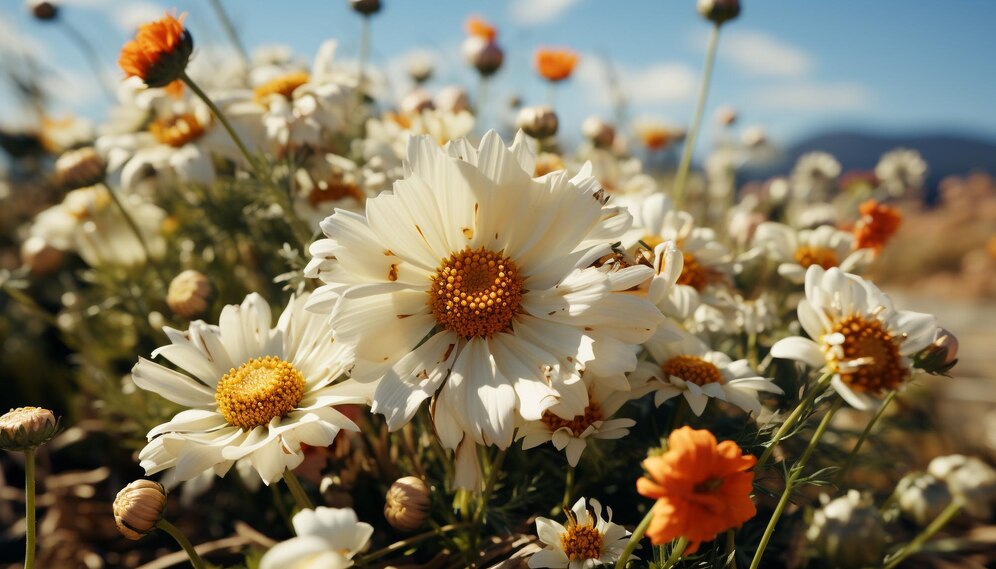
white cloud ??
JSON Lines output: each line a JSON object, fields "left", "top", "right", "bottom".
{"left": 509, "top": 0, "right": 582, "bottom": 26}
{"left": 751, "top": 82, "right": 872, "bottom": 111}
{"left": 721, "top": 30, "right": 813, "bottom": 78}
{"left": 577, "top": 57, "right": 696, "bottom": 107}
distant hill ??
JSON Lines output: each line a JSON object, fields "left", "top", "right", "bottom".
{"left": 741, "top": 130, "right": 996, "bottom": 203}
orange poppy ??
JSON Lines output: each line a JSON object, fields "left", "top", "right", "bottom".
{"left": 466, "top": 16, "right": 497, "bottom": 41}
{"left": 119, "top": 12, "right": 193, "bottom": 88}
{"left": 535, "top": 48, "right": 579, "bottom": 82}
{"left": 853, "top": 199, "right": 901, "bottom": 252}
{"left": 636, "top": 427, "right": 757, "bottom": 553}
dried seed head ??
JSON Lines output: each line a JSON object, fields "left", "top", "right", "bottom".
{"left": 113, "top": 480, "right": 167, "bottom": 540}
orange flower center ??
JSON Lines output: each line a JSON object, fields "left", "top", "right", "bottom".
{"left": 853, "top": 200, "right": 902, "bottom": 252}
{"left": 149, "top": 113, "right": 205, "bottom": 147}
{"left": 560, "top": 524, "right": 603, "bottom": 561}
{"left": 534, "top": 153, "right": 565, "bottom": 177}
{"left": 541, "top": 403, "right": 603, "bottom": 436}
{"left": 676, "top": 252, "right": 710, "bottom": 292}
{"left": 638, "top": 128, "right": 672, "bottom": 151}
{"left": 307, "top": 180, "right": 365, "bottom": 207}
{"left": 830, "top": 316, "right": 907, "bottom": 394}
{"left": 215, "top": 356, "right": 305, "bottom": 430}
{"left": 661, "top": 355, "right": 723, "bottom": 386}
{"left": 429, "top": 247, "right": 524, "bottom": 338}
{"left": 793, "top": 245, "right": 839, "bottom": 269}
{"left": 254, "top": 72, "right": 311, "bottom": 103}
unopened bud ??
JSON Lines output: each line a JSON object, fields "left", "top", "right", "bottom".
{"left": 113, "top": 480, "right": 167, "bottom": 540}
{"left": 697, "top": 0, "right": 740, "bottom": 25}
{"left": 406, "top": 53, "right": 434, "bottom": 84}
{"left": 167, "top": 270, "right": 214, "bottom": 320}
{"left": 55, "top": 147, "right": 105, "bottom": 190}
{"left": 463, "top": 37, "right": 504, "bottom": 77}
{"left": 21, "top": 236, "right": 65, "bottom": 277}
{"left": 399, "top": 90, "right": 434, "bottom": 116}
{"left": 349, "top": 0, "right": 381, "bottom": 16}
{"left": 434, "top": 86, "right": 469, "bottom": 113}
{"left": 384, "top": 476, "right": 430, "bottom": 532}
{"left": 581, "top": 117, "right": 615, "bottom": 149}
{"left": 715, "top": 105, "right": 737, "bottom": 126}
{"left": 896, "top": 472, "right": 952, "bottom": 527}
{"left": 27, "top": 0, "right": 58, "bottom": 21}
{"left": 806, "top": 491, "right": 886, "bottom": 569}
{"left": 0, "top": 407, "right": 58, "bottom": 451}
{"left": 928, "top": 455, "right": 996, "bottom": 519}
{"left": 516, "top": 106, "right": 558, "bottom": 139}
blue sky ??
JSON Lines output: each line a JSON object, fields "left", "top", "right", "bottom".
{"left": 3, "top": 0, "right": 996, "bottom": 147}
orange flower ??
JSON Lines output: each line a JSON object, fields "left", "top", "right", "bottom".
{"left": 119, "top": 12, "right": 193, "bottom": 88}
{"left": 466, "top": 16, "right": 497, "bottom": 41}
{"left": 535, "top": 48, "right": 579, "bottom": 82}
{"left": 636, "top": 427, "right": 757, "bottom": 553}
{"left": 853, "top": 199, "right": 901, "bottom": 252}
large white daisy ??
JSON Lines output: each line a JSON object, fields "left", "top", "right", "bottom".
{"left": 134, "top": 292, "right": 363, "bottom": 485}
{"left": 306, "top": 131, "right": 663, "bottom": 488}
{"left": 753, "top": 222, "right": 873, "bottom": 284}
{"left": 529, "top": 497, "right": 630, "bottom": 569}
{"left": 770, "top": 266, "right": 937, "bottom": 409}
{"left": 259, "top": 507, "right": 373, "bottom": 569}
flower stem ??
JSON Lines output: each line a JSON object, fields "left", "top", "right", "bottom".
{"left": 749, "top": 398, "right": 843, "bottom": 569}
{"left": 180, "top": 72, "right": 257, "bottom": 172}
{"left": 357, "top": 16, "right": 371, "bottom": 106}
{"left": 755, "top": 371, "right": 834, "bottom": 472}
{"left": 283, "top": 469, "right": 314, "bottom": 511}
{"left": 662, "top": 537, "right": 689, "bottom": 569}
{"left": 615, "top": 507, "right": 654, "bottom": 569}
{"left": 834, "top": 389, "right": 897, "bottom": 486}
{"left": 474, "top": 447, "right": 507, "bottom": 525}
{"left": 882, "top": 500, "right": 962, "bottom": 569}
{"left": 23, "top": 448, "right": 36, "bottom": 569}
{"left": 354, "top": 522, "right": 475, "bottom": 565}
{"left": 99, "top": 183, "right": 168, "bottom": 286}
{"left": 561, "top": 466, "right": 575, "bottom": 511}
{"left": 156, "top": 519, "right": 207, "bottom": 569}
{"left": 673, "top": 23, "right": 721, "bottom": 207}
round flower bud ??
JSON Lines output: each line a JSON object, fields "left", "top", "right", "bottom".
{"left": 28, "top": 0, "right": 58, "bottom": 21}
{"left": 462, "top": 36, "right": 504, "bottom": 77}
{"left": 406, "top": 53, "right": 434, "bottom": 85}
{"left": 896, "top": 472, "right": 953, "bottom": 527}
{"left": 928, "top": 455, "right": 996, "bottom": 519}
{"left": 349, "top": 0, "right": 382, "bottom": 16}
{"left": 581, "top": 117, "right": 615, "bottom": 148}
{"left": 166, "top": 270, "right": 214, "bottom": 320}
{"left": 0, "top": 407, "right": 58, "bottom": 451}
{"left": 714, "top": 105, "right": 737, "bottom": 126}
{"left": 914, "top": 327, "right": 959, "bottom": 375}
{"left": 55, "top": 146, "right": 105, "bottom": 190}
{"left": 697, "top": 0, "right": 740, "bottom": 25}
{"left": 434, "top": 86, "right": 469, "bottom": 113}
{"left": 113, "top": 480, "right": 167, "bottom": 540}
{"left": 384, "top": 476, "right": 430, "bottom": 532}
{"left": 21, "top": 236, "right": 65, "bottom": 277}
{"left": 806, "top": 491, "right": 886, "bottom": 569}
{"left": 516, "top": 106, "right": 558, "bottom": 140}
{"left": 399, "top": 90, "right": 434, "bottom": 116}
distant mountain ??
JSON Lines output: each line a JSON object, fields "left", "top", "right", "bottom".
{"left": 741, "top": 130, "right": 996, "bottom": 202}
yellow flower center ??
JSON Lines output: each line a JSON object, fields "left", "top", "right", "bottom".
{"left": 676, "top": 252, "right": 710, "bottom": 292}
{"left": 793, "top": 245, "right": 839, "bottom": 269}
{"left": 150, "top": 113, "right": 205, "bottom": 148}
{"left": 560, "top": 523, "right": 603, "bottom": 561}
{"left": 307, "top": 180, "right": 365, "bottom": 207}
{"left": 534, "top": 153, "right": 566, "bottom": 177}
{"left": 661, "top": 355, "right": 723, "bottom": 386}
{"left": 541, "top": 403, "right": 603, "bottom": 436}
{"left": 640, "top": 234, "right": 664, "bottom": 251}
{"left": 429, "top": 247, "right": 524, "bottom": 338}
{"left": 830, "top": 316, "right": 907, "bottom": 394}
{"left": 215, "top": 356, "right": 306, "bottom": 430}
{"left": 254, "top": 71, "right": 311, "bottom": 103}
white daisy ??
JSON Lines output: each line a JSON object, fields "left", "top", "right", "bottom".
{"left": 529, "top": 497, "right": 630, "bottom": 569}
{"left": 306, "top": 131, "right": 662, "bottom": 489}
{"left": 293, "top": 153, "right": 375, "bottom": 228}
{"left": 634, "top": 321, "right": 782, "bottom": 416}
{"left": 770, "top": 266, "right": 937, "bottom": 410}
{"left": 875, "top": 148, "right": 927, "bottom": 197}
{"left": 791, "top": 151, "right": 841, "bottom": 202}
{"left": 583, "top": 149, "right": 657, "bottom": 214}
{"left": 134, "top": 292, "right": 363, "bottom": 485}
{"left": 753, "top": 222, "right": 874, "bottom": 283}
{"left": 259, "top": 507, "right": 373, "bottom": 569}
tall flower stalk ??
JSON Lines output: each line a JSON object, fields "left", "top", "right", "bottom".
{"left": 672, "top": 23, "right": 721, "bottom": 207}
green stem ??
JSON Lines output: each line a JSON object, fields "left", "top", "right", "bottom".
{"left": 156, "top": 519, "right": 207, "bottom": 569}
{"left": 561, "top": 466, "right": 575, "bottom": 511}
{"left": 882, "top": 500, "right": 962, "bottom": 569}
{"left": 755, "top": 371, "right": 833, "bottom": 472}
{"left": 725, "top": 529, "right": 737, "bottom": 568}
{"left": 662, "top": 537, "right": 689, "bottom": 569}
{"left": 208, "top": 0, "right": 250, "bottom": 65}
{"left": 283, "top": 469, "right": 314, "bottom": 511}
{"left": 474, "top": 447, "right": 507, "bottom": 524}
{"left": 354, "top": 522, "right": 474, "bottom": 565}
{"left": 357, "top": 16, "right": 371, "bottom": 101}
{"left": 99, "top": 183, "right": 168, "bottom": 286}
{"left": 1, "top": 284, "right": 59, "bottom": 328}
{"left": 749, "top": 398, "right": 843, "bottom": 569}
{"left": 23, "top": 448, "right": 36, "bottom": 569}
{"left": 834, "top": 389, "right": 897, "bottom": 487}
{"left": 615, "top": 507, "right": 654, "bottom": 569}
{"left": 673, "top": 23, "right": 721, "bottom": 207}
{"left": 181, "top": 72, "right": 256, "bottom": 172}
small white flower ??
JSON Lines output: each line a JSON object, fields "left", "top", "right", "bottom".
{"left": 770, "top": 266, "right": 937, "bottom": 409}
{"left": 875, "top": 148, "right": 927, "bottom": 197}
{"left": 259, "top": 507, "right": 373, "bottom": 569}
{"left": 529, "top": 498, "right": 630, "bottom": 569}
{"left": 753, "top": 222, "right": 874, "bottom": 283}
{"left": 791, "top": 151, "right": 840, "bottom": 201}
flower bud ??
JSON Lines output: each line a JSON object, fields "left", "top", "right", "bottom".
{"left": 406, "top": 53, "right": 434, "bottom": 85}
{"left": 384, "top": 476, "right": 430, "bottom": 532}
{"left": 399, "top": 90, "right": 434, "bottom": 117}
{"left": 806, "top": 491, "right": 886, "bottom": 569}
{"left": 349, "top": 0, "right": 381, "bottom": 16}
{"left": 714, "top": 105, "right": 737, "bottom": 126}
{"left": 697, "top": 0, "right": 740, "bottom": 25}
{"left": 914, "top": 328, "right": 958, "bottom": 375}
{"left": 741, "top": 126, "right": 768, "bottom": 148}
{"left": 434, "top": 86, "right": 469, "bottom": 113}
{"left": 462, "top": 36, "right": 504, "bottom": 77}
{"left": 55, "top": 146, "right": 105, "bottom": 190}
{"left": 113, "top": 480, "right": 167, "bottom": 540}
{"left": 27, "top": 0, "right": 58, "bottom": 21}
{"left": 167, "top": 270, "right": 214, "bottom": 320}
{"left": 516, "top": 106, "right": 558, "bottom": 140}
{"left": 581, "top": 117, "right": 615, "bottom": 149}
{"left": 21, "top": 236, "right": 65, "bottom": 277}
{"left": 928, "top": 455, "right": 996, "bottom": 519}
{"left": 896, "top": 472, "right": 952, "bottom": 527}
{"left": 0, "top": 407, "right": 58, "bottom": 451}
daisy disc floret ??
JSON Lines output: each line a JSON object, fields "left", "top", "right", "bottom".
{"left": 771, "top": 266, "right": 936, "bottom": 409}
{"left": 119, "top": 12, "right": 193, "bottom": 88}
{"left": 529, "top": 497, "right": 630, "bottom": 568}
{"left": 306, "top": 131, "right": 663, "bottom": 488}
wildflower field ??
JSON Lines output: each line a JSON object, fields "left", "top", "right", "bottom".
{"left": 1, "top": 1, "right": 995, "bottom": 568}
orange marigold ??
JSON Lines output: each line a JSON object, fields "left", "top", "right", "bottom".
{"left": 636, "top": 427, "right": 757, "bottom": 553}
{"left": 466, "top": 16, "right": 497, "bottom": 41}
{"left": 118, "top": 12, "right": 193, "bottom": 88}
{"left": 853, "top": 199, "right": 901, "bottom": 252}
{"left": 535, "top": 48, "right": 579, "bottom": 82}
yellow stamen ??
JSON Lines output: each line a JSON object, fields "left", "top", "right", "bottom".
{"left": 560, "top": 523, "right": 603, "bottom": 561}
{"left": 149, "top": 113, "right": 205, "bottom": 148}
{"left": 253, "top": 71, "right": 311, "bottom": 103}
{"left": 676, "top": 252, "right": 710, "bottom": 292}
{"left": 793, "top": 245, "right": 839, "bottom": 269}
{"left": 541, "top": 403, "right": 603, "bottom": 436}
{"left": 830, "top": 316, "right": 907, "bottom": 393}
{"left": 661, "top": 355, "right": 723, "bottom": 386}
{"left": 428, "top": 247, "right": 524, "bottom": 338}
{"left": 215, "top": 356, "right": 305, "bottom": 430}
